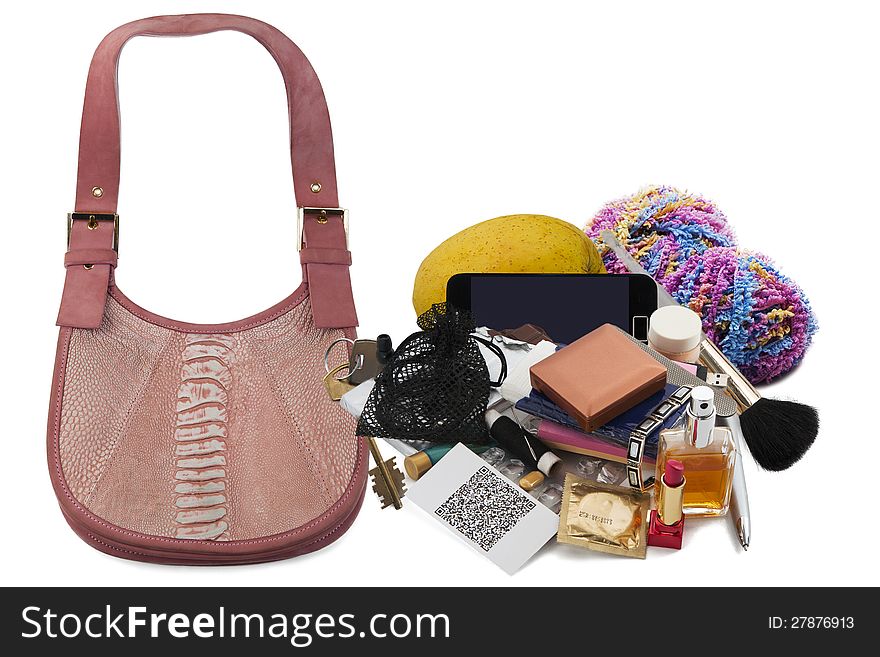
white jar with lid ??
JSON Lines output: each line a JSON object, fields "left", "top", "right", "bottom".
{"left": 648, "top": 306, "right": 703, "bottom": 364}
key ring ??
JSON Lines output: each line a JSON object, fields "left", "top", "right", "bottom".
{"left": 324, "top": 338, "right": 364, "bottom": 381}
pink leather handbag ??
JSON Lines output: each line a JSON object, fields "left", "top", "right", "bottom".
{"left": 47, "top": 14, "right": 367, "bottom": 564}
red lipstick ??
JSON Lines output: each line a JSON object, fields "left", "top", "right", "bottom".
{"left": 664, "top": 459, "right": 685, "bottom": 488}
{"left": 648, "top": 459, "right": 686, "bottom": 549}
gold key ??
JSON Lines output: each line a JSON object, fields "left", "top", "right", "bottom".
{"left": 323, "top": 363, "right": 356, "bottom": 401}
{"left": 367, "top": 437, "right": 405, "bottom": 510}
{"left": 322, "top": 343, "right": 404, "bottom": 509}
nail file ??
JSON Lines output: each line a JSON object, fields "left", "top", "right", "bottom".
{"left": 599, "top": 230, "right": 680, "bottom": 308}
{"left": 602, "top": 230, "right": 751, "bottom": 548}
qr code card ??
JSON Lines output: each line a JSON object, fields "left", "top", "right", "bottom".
{"left": 408, "top": 444, "right": 560, "bottom": 574}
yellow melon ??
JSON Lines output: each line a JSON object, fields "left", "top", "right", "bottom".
{"left": 412, "top": 214, "right": 605, "bottom": 316}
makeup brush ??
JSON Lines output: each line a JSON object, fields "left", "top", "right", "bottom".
{"left": 600, "top": 231, "right": 819, "bottom": 471}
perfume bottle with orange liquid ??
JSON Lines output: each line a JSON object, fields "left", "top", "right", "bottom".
{"left": 655, "top": 386, "right": 736, "bottom": 517}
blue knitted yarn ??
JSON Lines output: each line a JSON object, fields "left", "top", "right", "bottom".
{"left": 668, "top": 247, "right": 818, "bottom": 383}
{"left": 586, "top": 186, "right": 818, "bottom": 384}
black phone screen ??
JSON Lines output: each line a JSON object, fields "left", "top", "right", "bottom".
{"left": 465, "top": 275, "right": 632, "bottom": 344}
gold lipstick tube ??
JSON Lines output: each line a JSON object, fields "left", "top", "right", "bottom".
{"left": 657, "top": 473, "right": 685, "bottom": 526}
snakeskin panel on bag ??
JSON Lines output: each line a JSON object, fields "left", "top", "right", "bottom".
{"left": 58, "top": 293, "right": 358, "bottom": 541}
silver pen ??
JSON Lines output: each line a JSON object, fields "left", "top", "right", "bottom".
{"left": 717, "top": 411, "right": 751, "bottom": 550}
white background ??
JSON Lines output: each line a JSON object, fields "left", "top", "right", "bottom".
{"left": 1, "top": 0, "right": 877, "bottom": 587}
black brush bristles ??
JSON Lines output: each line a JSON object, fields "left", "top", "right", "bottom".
{"left": 739, "top": 398, "right": 819, "bottom": 471}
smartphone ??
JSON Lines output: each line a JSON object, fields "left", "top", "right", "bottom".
{"left": 446, "top": 273, "right": 657, "bottom": 344}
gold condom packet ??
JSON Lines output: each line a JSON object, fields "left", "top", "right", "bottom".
{"left": 557, "top": 474, "right": 649, "bottom": 559}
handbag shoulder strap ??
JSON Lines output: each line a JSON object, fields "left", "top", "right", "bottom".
{"left": 58, "top": 13, "right": 357, "bottom": 330}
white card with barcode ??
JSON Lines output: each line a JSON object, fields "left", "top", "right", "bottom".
{"left": 408, "top": 443, "right": 560, "bottom": 574}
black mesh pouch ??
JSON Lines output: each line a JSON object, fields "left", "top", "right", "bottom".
{"left": 356, "top": 303, "right": 505, "bottom": 444}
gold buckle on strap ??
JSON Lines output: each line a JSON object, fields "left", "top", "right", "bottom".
{"left": 67, "top": 212, "right": 119, "bottom": 253}
{"left": 297, "top": 207, "right": 349, "bottom": 252}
